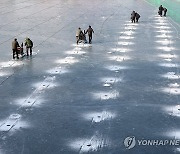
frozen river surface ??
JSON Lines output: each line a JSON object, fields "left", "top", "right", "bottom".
{"left": 0, "top": 0, "right": 180, "bottom": 153}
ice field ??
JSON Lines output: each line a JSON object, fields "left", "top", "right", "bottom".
{"left": 0, "top": 0, "right": 180, "bottom": 153}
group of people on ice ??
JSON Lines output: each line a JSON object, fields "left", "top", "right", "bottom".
{"left": 158, "top": 5, "right": 167, "bottom": 17}
{"left": 11, "top": 4, "right": 169, "bottom": 59}
{"left": 12, "top": 38, "right": 33, "bottom": 59}
{"left": 76, "top": 25, "right": 94, "bottom": 45}
{"left": 131, "top": 11, "right": 141, "bottom": 23}
{"left": 76, "top": 4, "right": 168, "bottom": 46}
{"left": 130, "top": 4, "right": 167, "bottom": 23}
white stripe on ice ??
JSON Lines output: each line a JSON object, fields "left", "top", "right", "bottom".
{"left": 15, "top": 76, "right": 56, "bottom": 108}
{"left": 32, "top": 76, "right": 57, "bottom": 90}
{"left": 124, "top": 26, "right": 138, "bottom": 30}
{"left": 157, "top": 46, "right": 176, "bottom": 52}
{"left": 162, "top": 88, "right": 180, "bottom": 95}
{"left": 156, "top": 34, "right": 173, "bottom": 38}
{"left": 66, "top": 50, "right": 86, "bottom": 55}
{"left": 46, "top": 67, "right": 69, "bottom": 74}
{"left": 156, "top": 30, "right": 173, "bottom": 33}
{"left": 119, "top": 36, "right": 135, "bottom": 40}
{"left": 0, "top": 114, "right": 21, "bottom": 132}
{"left": 156, "top": 29, "right": 173, "bottom": 34}
{"left": 156, "top": 39, "right": 173, "bottom": 45}
{"left": 109, "top": 56, "right": 131, "bottom": 62}
{"left": 158, "top": 54, "right": 177, "bottom": 59}
{"left": 124, "top": 23, "right": 138, "bottom": 26}
{"left": 162, "top": 72, "right": 180, "bottom": 79}
{"left": 15, "top": 98, "right": 44, "bottom": 107}
{"left": 111, "top": 48, "right": 132, "bottom": 53}
{"left": 163, "top": 105, "right": 180, "bottom": 117}
{"left": 0, "top": 61, "right": 24, "bottom": 68}
{"left": 105, "top": 65, "right": 129, "bottom": 71}
{"left": 55, "top": 56, "right": 79, "bottom": 64}
{"left": 71, "top": 43, "right": 92, "bottom": 47}
{"left": 154, "top": 26, "right": 171, "bottom": 29}
{"left": 164, "top": 59, "right": 172, "bottom": 61}
{"left": 118, "top": 41, "right": 134, "bottom": 45}
{"left": 123, "top": 31, "right": 135, "bottom": 36}
{"left": 69, "top": 133, "right": 111, "bottom": 153}
{"left": 0, "top": 61, "right": 14, "bottom": 68}
{"left": 169, "top": 83, "right": 180, "bottom": 88}
{"left": 92, "top": 90, "right": 119, "bottom": 100}
{"left": 158, "top": 63, "right": 178, "bottom": 68}
{"left": 100, "top": 77, "right": 122, "bottom": 85}
{"left": 165, "top": 130, "right": 180, "bottom": 139}
{"left": 156, "top": 30, "right": 173, "bottom": 34}
{"left": 0, "top": 71, "right": 11, "bottom": 77}
{"left": 155, "top": 22, "right": 169, "bottom": 26}
{"left": 82, "top": 111, "right": 116, "bottom": 123}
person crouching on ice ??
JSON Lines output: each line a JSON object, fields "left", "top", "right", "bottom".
{"left": 76, "top": 27, "right": 83, "bottom": 45}
{"left": 135, "top": 12, "right": 140, "bottom": 22}
{"left": 83, "top": 30, "right": 87, "bottom": 43}
{"left": 163, "top": 8, "right": 167, "bottom": 17}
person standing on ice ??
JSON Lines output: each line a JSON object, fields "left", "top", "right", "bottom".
{"left": 131, "top": 11, "right": 136, "bottom": 23}
{"left": 85, "top": 25, "right": 94, "bottom": 44}
{"left": 12, "top": 38, "right": 20, "bottom": 59}
{"left": 163, "top": 7, "right": 167, "bottom": 17}
{"left": 76, "top": 27, "right": 83, "bottom": 45}
{"left": 158, "top": 5, "right": 164, "bottom": 17}
{"left": 25, "top": 38, "right": 33, "bottom": 56}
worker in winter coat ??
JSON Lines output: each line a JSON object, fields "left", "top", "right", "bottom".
{"left": 85, "top": 25, "right": 94, "bottom": 44}
{"left": 131, "top": 11, "right": 136, "bottom": 23}
{"left": 158, "top": 5, "right": 164, "bottom": 17}
{"left": 12, "top": 38, "right": 20, "bottom": 59}
{"left": 25, "top": 38, "right": 33, "bottom": 56}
